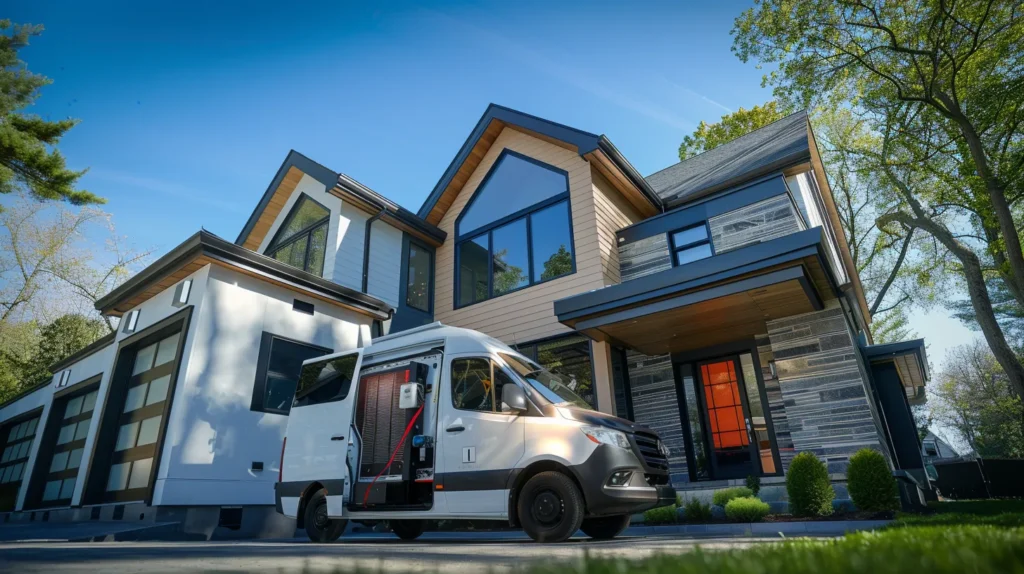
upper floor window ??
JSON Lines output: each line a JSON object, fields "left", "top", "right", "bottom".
{"left": 406, "top": 242, "right": 432, "bottom": 312}
{"left": 670, "top": 223, "right": 713, "bottom": 266}
{"left": 455, "top": 151, "right": 575, "bottom": 308}
{"left": 266, "top": 195, "right": 329, "bottom": 275}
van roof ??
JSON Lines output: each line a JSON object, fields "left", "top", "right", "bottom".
{"left": 301, "top": 322, "right": 519, "bottom": 366}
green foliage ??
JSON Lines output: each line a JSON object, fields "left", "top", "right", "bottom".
{"left": 0, "top": 20, "right": 100, "bottom": 206}
{"left": 786, "top": 452, "right": 834, "bottom": 517}
{"left": 681, "top": 497, "right": 713, "bottom": 523}
{"left": 642, "top": 504, "right": 678, "bottom": 525}
{"left": 745, "top": 474, "right": 761, "bottom": 496}
{"left": 846, "top": 449, "right": 898, "bottom": 512}
{"left": 520, "top": 526, "right": 1024, "bottom": 574}
{"left": 892, "top": 500, "right": 1024, "bottom": 529}
{"left": 678, "top": 101, "right": 790, "bottom": 160}
{"left": 724, "top": 496, "right": 771, "bottom": 522}
{"left": 712, "top": 486, "right": 754, "bottom": 507}
{"left": 540, "top": 245, "right": 572, "bottom": 281}
{"left": 0, "top": 314, "right": 105, "bottom": 403}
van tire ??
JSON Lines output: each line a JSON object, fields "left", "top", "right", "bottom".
{"left": 303, "top": 489, "right": 346, "bottom": 543}
{"left": 389, "top": 519, "right": 425, "bottom": 540}
{"left": 517, "top": 471, "right": 584, "bottom": 543}
{"left": 580, "top": 514, "right": 630, "bottom": 539}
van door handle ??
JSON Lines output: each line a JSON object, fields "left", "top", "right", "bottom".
{"left": 331, "top": 435, "right": 345, "bottom": 441}
{"left": 446, "top": 425, "right": 465, "bottom": 433}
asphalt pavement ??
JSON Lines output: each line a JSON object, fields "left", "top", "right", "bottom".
{"left": 0, "top": 531, "right": 784, "bottom": 573}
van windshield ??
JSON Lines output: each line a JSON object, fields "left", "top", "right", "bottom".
{"left": 499, "top": 352, "right": 591, "bottom": 410}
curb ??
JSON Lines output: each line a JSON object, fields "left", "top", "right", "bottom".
{"left": 624, "top": 519, "right": 892, "bottom": 537}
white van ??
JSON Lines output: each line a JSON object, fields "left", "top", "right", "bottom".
{"left": 275, "top": 323, "right": 675, "bottom": 543}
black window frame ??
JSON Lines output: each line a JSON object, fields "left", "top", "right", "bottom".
{"left": 265, "top": 193, "right": 331, "bottom": 276}
{"left": 669, "top": 222, "right": 714, "bottom": 267}
{"left": 250, "top": 332, "right": 333, "bottom": 415}
{"left": 404, "top": 239, "right": 434, "bottom": 313}
{"left": 454, "top": 150, "right": 576, "bottom": 309}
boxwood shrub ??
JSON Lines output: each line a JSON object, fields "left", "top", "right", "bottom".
{"left": 682, "top": 497, "right": 713, "bottom": 523}
{"left": 643, "top": 504, "right": 678, "bottom": 524}
{"left": 712, "top": 486, "right": 754, "bottom": 507}
{"left": 725, "top": 496, "right": 771, "bottom": 522}
{"left": 786, "top": 451, "right": 835, "bottom": 517}
{"left": 847, "top": 448, "right": 899, "bottom": 512}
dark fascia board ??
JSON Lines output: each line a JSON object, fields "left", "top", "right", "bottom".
{"left": 335, "top": 173, "right": 446, "bottom": 244}
{"left": 596, "top": 136, "right": 663, "bottom": 209}
{"left": 48, "top": 331, "right": 117, "bottom": 373}
{"left": 862, "top": 338, "right": 930, "bottom": 381}
{"left": 554, "top": 228, "right": 838, "bottom": 322}
{"left": 417, "top": 103, "right": 662, "bottom": 219}
{"left": 96, "top": 230, "right": 393, "bottom": 319}
{"left": 235, "top": 150, "right": 339, "bottom": 245}
{"left": 662, "top": 150, "right": 811, "bottom": 211}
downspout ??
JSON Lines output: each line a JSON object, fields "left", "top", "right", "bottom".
{"left": 361, "top": 208, "right": 387, "bottom": 293}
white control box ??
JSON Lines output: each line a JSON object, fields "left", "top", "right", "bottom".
{"left": 399, "top": 382, "right": 424, "bottom": 409}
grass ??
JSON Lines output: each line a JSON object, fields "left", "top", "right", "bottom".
{"left": 892, "top": 499, "right": 1024, "bottom": 529}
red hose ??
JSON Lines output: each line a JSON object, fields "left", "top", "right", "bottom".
{"left": 362, "top": 404, "right": 424, "bottom": 507}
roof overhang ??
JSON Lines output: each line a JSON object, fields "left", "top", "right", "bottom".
{"left": 96, "top": 230, "right": 393, "bottom": 320}
{"left": 863, "top": 339, "right": 929, "bottom": 405}
{"left": 554, "top": 228, "right": 840, "bottom": 356}
{"left": 236, "top": 150, "right": 445, "bottom": 250}
{"left": 417, "top": 104, "right": 662, "bottom": 226}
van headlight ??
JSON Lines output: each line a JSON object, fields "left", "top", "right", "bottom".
{"left": 581, "top": 426, "right": 631, "bottom": 450}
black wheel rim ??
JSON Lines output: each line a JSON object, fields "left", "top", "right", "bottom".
{"left": 531, "top": 490, "right": 564, "bottom": 525}
{"left": 314, "top": 502, "right": 330, "bottom": 530}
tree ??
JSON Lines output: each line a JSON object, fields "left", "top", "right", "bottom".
{"left": 1, "top": 20, "right": 100, "bottom": 206}
{"left": 540, "top": 245, "right": 573, "bottom": 281}
{"left": 678, "top": 101, "right": 790, "bottom": 160}
{"left": 931, "top": 340, "right": 1024, "bottom": 459}
{"left": 732, "top": 0, "right": 1024, "bottom": 400}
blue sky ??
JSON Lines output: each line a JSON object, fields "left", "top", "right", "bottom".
{"left": 9, "top": 0, "right": 976, "bottom": 365}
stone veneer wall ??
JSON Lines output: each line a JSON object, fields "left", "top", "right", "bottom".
{"left": 617, "top": 234, "right": 672, "bottom": 282}
{"left": 765, "top": 303, "right": 883, "bottom": 475}
{"left": 624, "top": 351, "right": 689, "bottom": 485}
{"left": 756, "top": 335, "right": 796, "bottom": 470}
{"left": 708, "top": 194, "right": 804, "bottom": 254}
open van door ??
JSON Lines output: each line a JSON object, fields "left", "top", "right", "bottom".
{"left": 281, "top": 350, "right": 362, "bottom": 517}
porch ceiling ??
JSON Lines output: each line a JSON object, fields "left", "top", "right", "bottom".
{"left": 571, "top": 266, "right": 821, "bottom": 356}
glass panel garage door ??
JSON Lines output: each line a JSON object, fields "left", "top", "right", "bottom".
{"left": 0, "top": 415, "right": 40, "bottom": 511}
{"left": 103, "top": 332, "right": 179, "bottom": 502}
{"left": 38, "top": 389, "right": 99, "bottom": 507}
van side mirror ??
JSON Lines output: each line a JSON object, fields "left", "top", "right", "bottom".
{"left": 501, "top": 384, "right": 528, "bottom": 414}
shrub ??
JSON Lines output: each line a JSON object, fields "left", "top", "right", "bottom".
{"left": 681, "top": 497, "right": 713, "bottom": 523}
{"left": 712, "top": 486, "right": 754, "bottom": 507}
{"left": 746, "top": 474, "right": 761, "bottom": 496}
{"left": 847, "top": 448, "right": 899, "bottom": 512}
{"left": 643, "top": 504, "right": 678, "bottom": 524}
{"left": 725, "top": 496, "right": 771, "bottom": 522}
{"left": 787, "top": 451, "right": 835, "bottom": 517}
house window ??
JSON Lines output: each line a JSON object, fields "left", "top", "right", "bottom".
{"left": 1, "top": 414, "right": 39, "bottom": 511}
{"left": 923, "top": 442, "right": 939, "bottom": 457}
{"left": 251, "top": 333, "right": 332, "bottom": 415}
{"left": 515, "top": 335, "right": 595, "bottom": 408}
{"left": 266, "top": 195, "right": 330, "bottom": 276}
{"left": 406, "top": 242, "right": 432, "bottom": 312}
{"left": 455, "top": 151, "right": 574, "bottom": 307}
{"left": 670, "top": 224, "right": 713, "bottom": 266}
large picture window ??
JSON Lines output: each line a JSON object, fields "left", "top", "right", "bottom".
{"left": 251, "top": 333, "right": 332, "bottom": 415}
{"left": 515, "top": 335, "right": 594, "bottom": 408}
{"left": 266, "top": 194, "right": 330, "bottom": 276}
{"left": 455, "top": 151, "right": 575, "bottom": 307}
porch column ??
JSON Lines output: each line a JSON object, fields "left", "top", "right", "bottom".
{"left": 591, "top": 341, "right": 616, "bottom": 414}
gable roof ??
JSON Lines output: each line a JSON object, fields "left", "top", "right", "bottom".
{"left": 646, "top": 111, "right": 811, "bottom": 208}
{"left": 417, "top": 104, "right": 662, "bottom": 226}
{"left": 236, "top": 151, "right": 446, "bottom": 251}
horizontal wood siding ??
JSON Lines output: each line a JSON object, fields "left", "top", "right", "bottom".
{"left": 591, "top": 170, "right": 643, "bottom": 286}
{"left": 335, "top": 204, "right": 369, "bottom": 292}
{"left": 366, "top": 221, "right": 402, "bottom": 308}
{"left": 434, "top": 128, "right": 609, "bottom": 343}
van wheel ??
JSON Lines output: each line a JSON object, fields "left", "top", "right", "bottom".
{"left": 390, "top": 519, "right": 425, "bottom": 540}
{"left": 304, "top": 489, "right": 346, "bottom": 543}
{"left": 580, "top": 515, "right": 631, "bottom": 539}
{"left": 517, "top": 471, "right": 584, "bottom": 543}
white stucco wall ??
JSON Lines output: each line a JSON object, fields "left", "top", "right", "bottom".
{"left": 153, "top": 264, "right": 374, "bottom": 506}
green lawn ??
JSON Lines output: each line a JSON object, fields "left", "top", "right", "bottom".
{"left": 892, "top": 499, "right": 1024, "bottom": 529}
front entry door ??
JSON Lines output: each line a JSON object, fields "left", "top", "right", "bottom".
{"left": 697, "top": 358, "right": 756, "bottom": 480}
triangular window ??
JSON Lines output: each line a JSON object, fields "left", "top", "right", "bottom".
{"left": 457, "top": 152, "right": 569, "bottom": 236}
{"left": 266, "top": 195, "right": 330, "bottom": 275}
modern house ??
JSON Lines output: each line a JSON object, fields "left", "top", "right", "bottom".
{"left": 921, "top": 431, "right": 959, "bottom": 463}
{"left": 0, "top": 104, "right": 931, "bottom": 536}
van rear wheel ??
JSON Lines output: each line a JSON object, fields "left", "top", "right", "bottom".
{"left": 580, "top": 514, "right": 631, "bottom": 539}
{"left": 390, "top": 519, "right": 425, "bottom": 540}
{"left": 518, "top": 471, "right": 584, "bottom": 543}
{"left": 304, "top": 489, "right": 346, "bottom": 543}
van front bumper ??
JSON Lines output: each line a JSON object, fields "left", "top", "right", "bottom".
{"left": 569, "top": 444, "right": 676, "bottom": 516}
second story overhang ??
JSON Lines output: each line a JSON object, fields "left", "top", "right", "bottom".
{"left": 553, "top": 228, "right": 841, "bottom": 355}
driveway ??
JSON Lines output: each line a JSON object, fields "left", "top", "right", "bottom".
{"left": 0, "top": 532, "right": 784, "bottom": 573}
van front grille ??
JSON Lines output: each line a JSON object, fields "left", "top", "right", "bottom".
{"left": 632, "top": 431, "right": 669, "bottom": 472}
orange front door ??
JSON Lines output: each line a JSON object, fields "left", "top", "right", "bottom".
{"left": 698, "top": 358, "right": 754, "bottom": 478}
